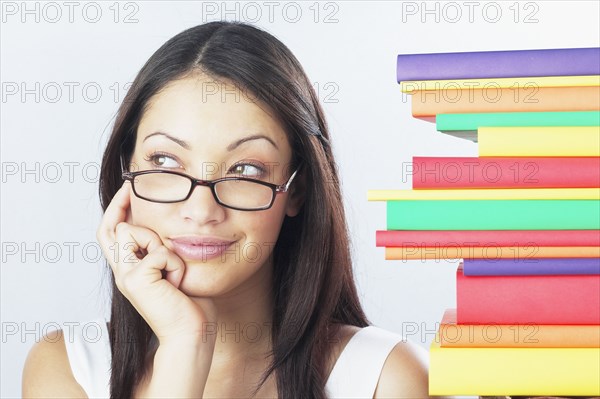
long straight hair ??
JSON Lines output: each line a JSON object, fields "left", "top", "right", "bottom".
{"left": 98, "top": 21, "right": 370, "bottom": 398}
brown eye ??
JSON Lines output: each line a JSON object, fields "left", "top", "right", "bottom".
{"left": 144, "top": 153, "right": 180, "bottom": 169}
{"left": 230, "top": 163, "right": 265, "bottom": 178}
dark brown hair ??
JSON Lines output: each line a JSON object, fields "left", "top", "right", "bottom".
{"left": 99, "top": 20, "right": 370, "bottom": 398}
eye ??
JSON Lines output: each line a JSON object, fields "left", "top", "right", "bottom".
{"left": 143, "top": 152, "right": 181, "bottom": 169}
{"left": 229, "top": 162, "right": 265, "bottom": 178}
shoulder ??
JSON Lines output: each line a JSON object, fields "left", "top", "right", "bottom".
{"left": 373, "top": 332, "right": 430, "bottom": 398}
{"left": 22, "top": 328, "right": 88, "bottom": 398}
{"left": 330, "top": 324, "right": 430, "bottom": 398}
{"left": 325, "top": 324, "right": 362, "bottom": 379}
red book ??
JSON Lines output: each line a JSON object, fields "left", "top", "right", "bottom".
{"left": 376, "top": 230, "right": 600, "bottom": 247}
{"left": 411, "top": 157, "right": 600, "bottom": 189}
{"left": 456, "top": 263, "right": 600, "bottom": 325}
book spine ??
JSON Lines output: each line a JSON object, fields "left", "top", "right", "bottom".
{"left": 456, "top": 265, "right": 600, "bottom": 324}
{"left": 401, "top": 75, "right": 600, "bottom": 92}
{"left": 463, "top": 258, "right": 600, "bottom": 276}
{"left": 436, "top": 111, "right": 600, "bottom": 132}
{"left": 411, "top": 156, "right": 600, "bottom": 189}
{"left": 430, "top": 337, "right": 600, "bottom": 395}
{"left": 369, "top": 188, "right": 600, "bottom": 200}
{"left": 411, "top": 86, "right": 600, "bottom": 118}
{"left": 479, "top": 126, "right": 600, "bottom": 157}
{"left": 397, "top": 47, "right": 600, "bottom": 82}
{"left": 439, "top": 309, "right": 600, "bottom": 347}
{"left": 386, "top": 200, "right": 600, "bottom": 230}
{"left": 375, "top": 229, "right": 600, "bottom": 247}
{"left": 385, "top": 246, "right": 600, "bottom": 260}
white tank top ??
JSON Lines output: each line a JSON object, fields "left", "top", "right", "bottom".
{"left": 63, "top": 318, "right": 407, "bottom": 398}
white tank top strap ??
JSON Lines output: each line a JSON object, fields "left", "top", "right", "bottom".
{"left": 62, "top": 318, "right": 111, "bottom": 398}
{"left": 325, "top": 325, "right": 404, "bottom": 398}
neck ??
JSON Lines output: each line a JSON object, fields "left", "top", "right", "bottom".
{"left": 193, "top": 254, "right": 275, "bottom": 366}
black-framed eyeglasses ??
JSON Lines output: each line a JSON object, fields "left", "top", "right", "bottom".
{"left": 120, "top": 156, "right": 302, "bottom": 211}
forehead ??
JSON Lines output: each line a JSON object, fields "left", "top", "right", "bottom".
{"left": 136, "top": 74, "right": 291, "bottom": 159}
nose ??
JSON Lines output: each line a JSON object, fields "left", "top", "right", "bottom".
{"left": 177, "top": 183, "right": 226, "bottom": 224}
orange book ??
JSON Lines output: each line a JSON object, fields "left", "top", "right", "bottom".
{"left": 384, "top": 246, "right": 600, "bottom": 260}
{"left": 439, "top": 309, "right": 600, "bottom": 348}
{"left": 411, "top": 86, "right": 600, "bottom": 121}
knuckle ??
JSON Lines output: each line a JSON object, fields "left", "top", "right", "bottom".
{"left": 115, "top": 222, "right": 129, "bottom": 235}
{"left": 156, "top": 246, "right": 171, "bottom": 262}
{"left": 155, "top": 245, "right": 169, "bottom": 257}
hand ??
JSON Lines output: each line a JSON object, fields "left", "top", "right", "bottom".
{"left": 96, "top": 181, "right": 217, "bottom": 346}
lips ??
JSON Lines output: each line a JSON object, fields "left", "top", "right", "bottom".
{"left": 171, "top": 236, "right": 235, "bottom": 246}
{"left": 170, "top": 236, "right": 236, "bottom": 261}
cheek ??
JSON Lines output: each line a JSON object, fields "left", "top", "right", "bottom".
{"left": 129, "top": 194, "right": 144, "bottom": 222}
{"left": 129, "top": 194, "right": 165, "bottom": 229}
{"left": 244, "top": 198, "right": 288, "bottom": 242}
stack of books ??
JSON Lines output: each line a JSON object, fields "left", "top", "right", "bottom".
{"left": 369, "top": 47, "right": 600, "bottom": 395}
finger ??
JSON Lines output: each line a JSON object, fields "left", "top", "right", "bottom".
{"left": 130, "top": 246, "right": 186, "bottom": 289}
{"left": 96, "top": 181, "right": 130, "bottom": 247}
{"left": 148, "top": 246, "right": 186, "bottom": 289}
{"left": 114, "top": 223, "right": 164, "bottom": 272}
{"left": 96, "top": 181, "right": 130, "bottom": 264}
{"left": 98, "top": 181, "right": 132, "bottom": 243}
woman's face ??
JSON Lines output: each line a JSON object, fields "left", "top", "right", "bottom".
{"left": 128, "top": 73, "right": 304, "bottom": 297}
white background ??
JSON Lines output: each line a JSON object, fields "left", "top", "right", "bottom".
{"left": 1, "top": 1, "right": 599, "bottom": 397}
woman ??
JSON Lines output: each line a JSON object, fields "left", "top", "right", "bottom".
{"left": 22, "top": 21, "right": 429, "bottom": 398}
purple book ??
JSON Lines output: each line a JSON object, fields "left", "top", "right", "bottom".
{"left": 463, "top": 258, "right": 600, "bottom": 276}
{"left": 396, "top": 47, "right": 600, "bottom": 82}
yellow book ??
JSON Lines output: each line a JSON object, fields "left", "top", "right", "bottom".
{"left": 479, "top": 126, "right": 600, "bottom": 156}
{"left": 385, "top": 246, "right": 600, "bottom": 260}
{"left": 430, "top": 334, "right": 600, "bottom": 395}
{"left": 400, "top": 75, "right": 600, "bottom": 92}
{"left": 367, "top": 188, "right": 600, "bottom": 201}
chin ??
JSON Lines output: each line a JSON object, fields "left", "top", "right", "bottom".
{"left": 177, "top": 277, "right": 222, "bottom": 297}
{"left": 176, "top": 256, "right": 269, "bottom": 298}
{"left": 176, "top": 263, "right": 234, "bottom": 296}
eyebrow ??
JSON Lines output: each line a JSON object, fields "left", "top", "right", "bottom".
{"left": 142, "top": 132, "right": 279, "bottom": 151}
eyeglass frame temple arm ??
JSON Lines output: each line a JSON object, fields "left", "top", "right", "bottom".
{"left": 120, "top": 155, "right": 140, "bottom": 180}
{"left": 276, "top": 163, "right": 302, "bottom": 193}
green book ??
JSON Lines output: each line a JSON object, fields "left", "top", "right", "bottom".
{"left": 436, "top": 111, "right": 600, "bottom": 142}
{"left": 387, "top": 200, "right": 600, "bottom": 230}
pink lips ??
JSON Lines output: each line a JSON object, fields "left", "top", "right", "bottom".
{"left": 170, "top": 236, "right": 236, "bottom": 261}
